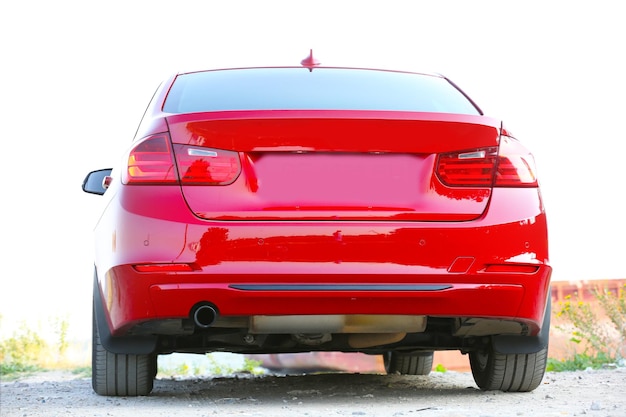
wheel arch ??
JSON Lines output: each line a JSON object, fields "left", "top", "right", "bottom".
{"left": 93, "top": 269, "right": 158, "bottom": 355}
{"left": 491, "top": 293, "right": 551, "bottom": 355}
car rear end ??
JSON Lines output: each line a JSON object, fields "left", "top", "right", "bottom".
{"left": 87, "top": 65, "right": 551, "bottom": 395}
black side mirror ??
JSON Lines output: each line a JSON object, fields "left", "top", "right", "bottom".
{"left": 82, "top": 169, "right": 113, "bottom": 195}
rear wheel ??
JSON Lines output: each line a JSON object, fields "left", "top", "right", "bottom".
{"left": 92, "top": 306, "right": 157, "bottom": 396}
{"left": 469, "top": 343, "right": 548, "bottom": 392}
{"left": 384, "top": 351, "right": 434, "bottom": 375}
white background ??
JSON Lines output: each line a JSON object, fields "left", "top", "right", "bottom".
{"left": 1, "top": 0, "right": 624, "bottom": 342}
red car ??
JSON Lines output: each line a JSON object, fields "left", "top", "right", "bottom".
{"left": 83, "top": 52, "right": 551, "bottom": 396}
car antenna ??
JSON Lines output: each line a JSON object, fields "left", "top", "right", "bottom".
{"left": 300, "top": 49, "right": 320, "bottom": 71}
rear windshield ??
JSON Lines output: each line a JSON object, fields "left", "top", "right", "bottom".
{"left": 163, "top": 67, "right": 480, "bottom": 115}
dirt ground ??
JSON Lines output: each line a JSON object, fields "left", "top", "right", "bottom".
{"left": 2, "top": 367, "right": 625, "bottom": 417}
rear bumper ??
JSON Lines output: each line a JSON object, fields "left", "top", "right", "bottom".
{"left": 94, "top": 187, "right": 551, "bottom": 337}
{"left": 149, "top": 276, "right": 546, "bottom": 318}
{"left": 100, "top": 263, "right": 551, "bottom": 337}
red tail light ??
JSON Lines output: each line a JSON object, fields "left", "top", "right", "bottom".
{"left": 436, "top": 147, "right": 498, "bottom": 187}
{"left": 123, "top": 134, "right": 178, "bottom": 184}
{"left": 174, "top": 145, "right": 241, "bottom": 185}
{"left": 436, "top": 137, "right": 538, "bottom": 188}
{"left": 123, "top": 134, "right": 242, "bottom": 185}
{"left": 494, "top": 135, "right": 538, "bottom": 187}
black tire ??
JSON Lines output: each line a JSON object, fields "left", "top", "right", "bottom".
{"left": 469, "top": 343, "right": 548, "bottom": 392}
{"left": 92, "top": 305, "right": 157, "bottom": 396}
{"left": 384, "top": 351, "right": 434, "bottom": 375}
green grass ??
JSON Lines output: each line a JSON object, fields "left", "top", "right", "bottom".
{"left": 71, "top": 365, "right": 92, "bottom": 378}
{"left": 546, "top": 352, "right": 615, "bottom": 372}
{"left": 0, "top": 362, "right": 42, "bottom": 380}
{"left": 434, "top": 363, "right": 447, "bottom": 373}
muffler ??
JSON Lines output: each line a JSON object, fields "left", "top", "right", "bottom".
{"left": 191, "top": 303, "right": 218, "bottom": 328}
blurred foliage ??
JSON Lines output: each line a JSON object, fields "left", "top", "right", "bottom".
{"left": 0, "top": 316, "right": 80, "bottom": 377}
{"left": 553, "top": 284, "right": 626, "bottom": 370}
{"left": 596, "top": 285, "right": 626, "bottom": 341}
{"left": 0, "top": 323, "right": 47, "bottom": 376}
{"left": 157, "top": 354, "right": 265, "bottom": 378}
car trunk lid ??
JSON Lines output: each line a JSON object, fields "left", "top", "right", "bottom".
{"left": 166, "top": 111, "right": 500, "bottom": 222}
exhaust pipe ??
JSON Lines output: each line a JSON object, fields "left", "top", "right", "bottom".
{"left": 191, "top": 304, "right": 218, "bottom": 328}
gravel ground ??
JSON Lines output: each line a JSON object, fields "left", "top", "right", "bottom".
{"left": 2, "top": 367, "right": 625, "bottom": 417}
